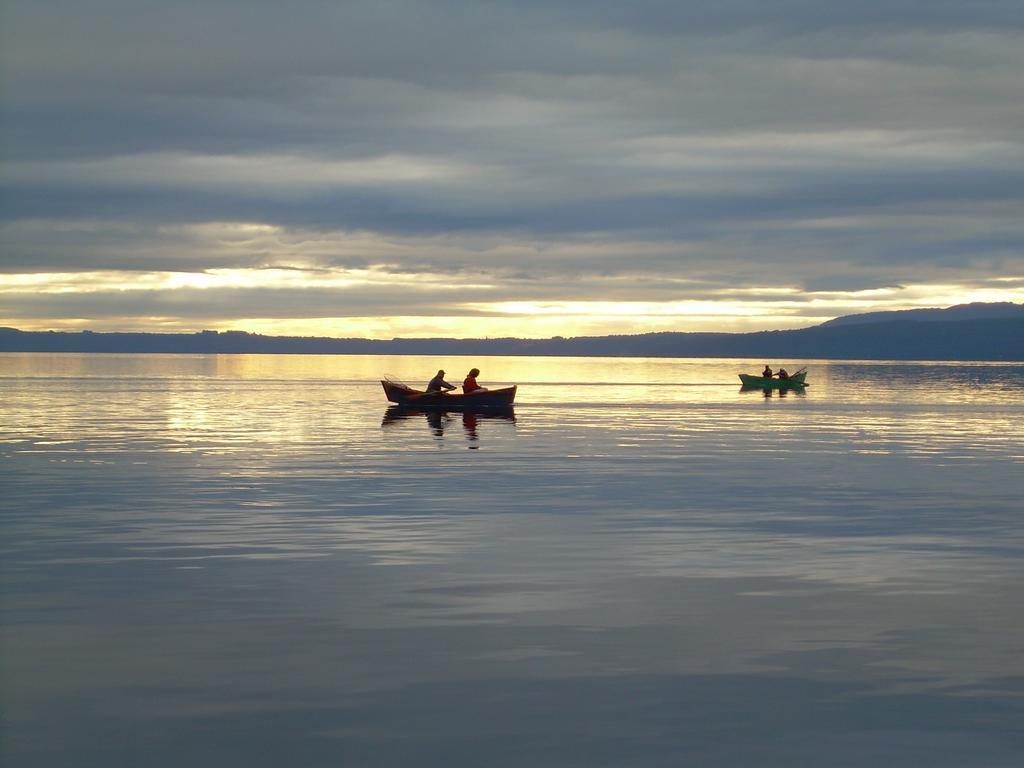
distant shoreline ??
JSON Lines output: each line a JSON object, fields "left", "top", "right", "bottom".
{"left": 3, "top": 313, "right": 1023, "bottom": 362}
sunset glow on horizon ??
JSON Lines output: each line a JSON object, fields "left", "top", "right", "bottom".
{"left": 4, "top": 262, "right": 1023, "bottom": 339}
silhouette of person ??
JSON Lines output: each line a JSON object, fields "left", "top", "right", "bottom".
{"left": 426, "top": 369, "right": 456, "bottom": 393}
{"left": 777, "top": 368, "right": 789, "bottom": 380}
{"left": 762, "top": 364, "right": 773, "bottom": 378}
{"left": 463, "top": 368, "right": 489, "bottom": 394}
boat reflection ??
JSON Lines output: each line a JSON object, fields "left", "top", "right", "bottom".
{"left": 382, "top": 406, "right": 516, "bottom": 447}
{"left": 739, "top": 384, "right": 807, "bottom": 397}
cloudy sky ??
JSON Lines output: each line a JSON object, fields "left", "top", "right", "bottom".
{"left": 2, "top": 0, "right": 1023, "bottom": 337}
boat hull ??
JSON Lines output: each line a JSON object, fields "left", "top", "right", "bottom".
{"left": 382, "top": 380, "right": 517, "bottom": 409}
{"left": 738, "top": 371, "right": 807, "bottom": 388}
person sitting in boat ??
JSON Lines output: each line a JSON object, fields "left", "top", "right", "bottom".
{"left": 762, "top": 364, "right": 774, "bottom": 378}
{"left": 426, "top": 369, "right": 456, "bottom": 393}
{"left": 777, "top": 368, "right": 790, "bottom": 380}
{"left": 463, "top": 368, "right": 489, "bottom": 394}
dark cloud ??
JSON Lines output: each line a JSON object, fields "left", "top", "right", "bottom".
{"left": 2, "top": 0, "right": 1023, "bottom": 328}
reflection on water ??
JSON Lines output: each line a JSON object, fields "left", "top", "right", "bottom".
{"left": 739, "top": 383, "right": 808, "bottom": 397}
{"left": 382, "top": 405, "right": 516, "bottom": 448}
{"left": 2, "top": 354, "right": 1024, "bottom": 767}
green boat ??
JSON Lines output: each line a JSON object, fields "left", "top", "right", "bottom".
{"left": 738, "top": 370, "right": 807, "bottom": 388}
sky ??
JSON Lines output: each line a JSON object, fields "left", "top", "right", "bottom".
{"left": 2, "top": 0, "right": 1023, "bottom": 338}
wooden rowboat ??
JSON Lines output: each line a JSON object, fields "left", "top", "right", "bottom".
{"left": 738, "top": 370, "right": 807, "bottom": 388}
{"left": 381, "top": 379, "right": 517, "bottom": 409}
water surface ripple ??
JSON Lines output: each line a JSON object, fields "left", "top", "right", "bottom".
{"left": 2, "top": 354, "right": 1023, "bottom": 766}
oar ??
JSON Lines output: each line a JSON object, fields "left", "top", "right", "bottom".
{"left": 406, "top": 389, "right": 453, "bottom": 400}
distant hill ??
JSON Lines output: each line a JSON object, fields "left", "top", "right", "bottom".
{"left": 2, "top": 303, "right": 1023, "bottom": 361}
{"left": 819, "top": 301, "right": 1024, "bottom": 327}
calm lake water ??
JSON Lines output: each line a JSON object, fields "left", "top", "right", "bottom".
{"left": 2, "top": 353, "right": 1023, "bottom": 766}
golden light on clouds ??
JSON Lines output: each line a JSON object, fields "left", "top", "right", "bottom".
{"left": 3, "top": 261, "right": 1023, "bottom": 338}
{"left": 0, "top": 267, "right": 495, "bottom": 294}
{"left": 4, "top": 213, "right": 1022, "bottom": 340}
{"left": 3, "top": 209, "right": 1023, "bottom": 338}
{"left": 471, "top": 300, "right": 779, "bottom": 318}
{"left": 210, "top": 314, "right": 822, "bottom": 339}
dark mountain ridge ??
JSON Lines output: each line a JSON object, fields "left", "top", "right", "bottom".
{"left": 819, "top": 301, "right": 1024, "bottom": 327}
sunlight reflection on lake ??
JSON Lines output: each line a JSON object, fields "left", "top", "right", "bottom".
{"left": 2, "top": 353, "right": 1023, "bottom": 767}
